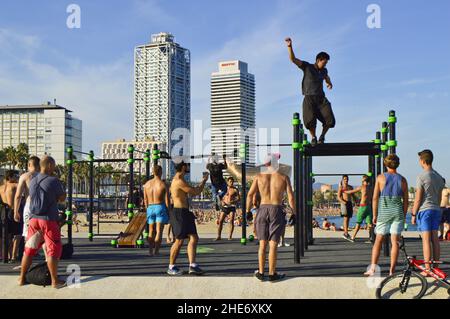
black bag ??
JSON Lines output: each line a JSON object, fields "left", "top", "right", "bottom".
{"left": 60, "top": 243, "right": 73, "bottom": 260}
{"left": 26, "top": 262, "right": 51, "bottom": 286}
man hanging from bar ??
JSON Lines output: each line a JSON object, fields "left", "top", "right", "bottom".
{"left": 206, "top": 153, "right": 228, "bottom": 211}
{"left": 285, "top": 37, "right": 336, "bottom": 146}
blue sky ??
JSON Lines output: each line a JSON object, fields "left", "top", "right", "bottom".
{"left": 0, "top": 0, "right": 449, "bottom": 184}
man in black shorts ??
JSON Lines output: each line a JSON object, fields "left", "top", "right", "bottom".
{"left": 338, "top": 175, "right": 355, "bottom": 241}
{"left": 215, "top": 177, "right": 240, "bottom": 241}
{"left": 167, "top": 161, "right": 209, "bottom": 276}
{"left": 286, "top": 37, "right": 335, "bottom": 146}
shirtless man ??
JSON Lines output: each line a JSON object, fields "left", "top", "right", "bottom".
{"left": 344, "top": 175, "right": 374, "bottom": 242}
{"left": 167, "top": 161, "right": 209, "bottom": 276}
{"left": 215, "top": 177, "right": 240, "bottom": 241}
{"left": 143, "top": 165, "right": 170, "bottom": 256}
{"left": 246, "top": 154, "right": 295, "bottom": 282}
{"left": 1, "top": 170, "right": 20, "bottom": 263}
{"left": 439, "top": 180, "right": 450, "bottom": 240}
{"left": 338, "top": 175, "right": 355, "bottom": 241}
{"left": 14, "top": 157, "right": 40, "bottom": 241}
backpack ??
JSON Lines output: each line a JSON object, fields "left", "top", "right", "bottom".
{"left": 29, "top": 175, "right": 50, "bottom": 217}
{"left": 26, "top": 262, "right": 51, "bottom": 286}
{"left": 60, "top": 243, "right": 74, "bottom": 260}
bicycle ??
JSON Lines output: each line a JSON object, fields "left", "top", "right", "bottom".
{"left": 376, "top": 237, "right": 450, "bottom": 299}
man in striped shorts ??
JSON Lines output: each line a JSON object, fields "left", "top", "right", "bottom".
{"left": 364, "top": 154, "right": 409, "bottom": 276}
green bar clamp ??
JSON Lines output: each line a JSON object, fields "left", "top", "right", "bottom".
{"left": 374, "top": 139, "right": 381, "bottom": 144}
{"left": 375, "top": 154, "right": 380, "bottom": 158}
{"left": 381, "top": 127, "right": 388, "bottom": 133}
{"left": 128, "top": 203, "right": 135, "bottom": 209}
{"left": 66, "top": 147, "right": 73, "bottom": 154}
{"left": 143, "top": 232, "right": 149, "bottom": 239}
{"left": 128, "top": 146, "right": 135, "bottom": 153}
{"left": 66, "top": 159, "right": 74, "bottom": 165}
{"left": 136, "top": 239, "right": 144, "bottom": 246}
{"left": 367, "top": 172, "right": 373, "bottom": 177}
{"left": 152, "top": 155, "right": 160, "bottom": 160}
{"left": 88, "top": 233, "right": 94, "bottom": 239}
{"left": 381, "top": 144, "right": 388, "bottom": 151}
{"left": 127, "top": 159, "right": 135, "bottom": 164}
{"left": 302, "top": 140, "right": 310, "bottom": 146}
{"left": 128, "top": 212, "right": 134, "bottom": 219}
{"left": 144, "top": 157, "right": 150, "bottom": 162}
{"left": 111, "top": 239, "right": 118, "bottom": 246}
{"left": 307, "top": 201, "right": 313, "bottom": 206}
{"left": 388, "top": 116, "right": 397, "bottom": 123}
{"left": 386, "top": 140, "right": 397, "bottom": 147}
{"left": 66, "top": 220, "right": 73, "bottom": 225}
{"left": 65, "top": 210, "right": 72, "bottom": 218}
{"left": 152, "top": 150, "right": 160, "bottom": 155}
{"left": 309, "top": 172, "right": 315, "bottom": 177}
{"left": 292, "top": 142, "right": 301, "bottom": 149}
{"left": 292, "top": 118, "right": 300, "bottom": 126}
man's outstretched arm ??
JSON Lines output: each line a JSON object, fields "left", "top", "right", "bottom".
{"left": 285, "top": 37, "right": 303, "bottom": 68}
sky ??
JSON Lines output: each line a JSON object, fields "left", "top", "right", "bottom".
{"left": 0, "top": 0, "right": 449, "bottom": 184}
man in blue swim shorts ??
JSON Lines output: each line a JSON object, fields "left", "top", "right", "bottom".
{"left": 144, "top": 165, "right": 170, "bottom": 256}
{"left": 412, "top": 150, "right": 445, "bottom": 276}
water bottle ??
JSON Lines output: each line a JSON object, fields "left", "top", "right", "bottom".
{"left": 404, "top": 222, "right": 408, "bottom": 231}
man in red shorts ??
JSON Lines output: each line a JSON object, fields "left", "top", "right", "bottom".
{"left": 18, "top": 156, "right": 66, "bottom": 288}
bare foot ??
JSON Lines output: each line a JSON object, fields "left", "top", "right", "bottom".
{"left": 18, "top": 277, "right": 26, "bottom": 286}
{"left": 52, "top": 279, "right": 66, "bottom": 289}
{"left": 228, "top": 237, "right": 233, "bottom": 241}
{"left": 363, "top": 269, "right": 376, "bottom": 277}
{"left": 214, "top": 237, "right": 221, "bottom": 241}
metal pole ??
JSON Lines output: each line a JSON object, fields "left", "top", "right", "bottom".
{"left": 388, "top": 110, "right": 397, "bottom": 155}
{"left": 240, "top": 140, "right": 248, "bottom": 245}
{"left": 375, "top": 132, "right": 382, "bottom": 178}
{"left": 88, "top": 150, "right": 94, "bottom": 242}
{"left": 292, "top": 113, "right": 301, "bottom": 263}
{"left": 381, "top": 120, "right": 389, "bottom": 256}
{"left": 66, "top": 146, "right": 74, "bottom": 247}
{"left": 2, "top": 204, "right": 8, "bottom": 263}
{"left": 144, "top": 148, "right": 151, "bottom": 240}
{"left": 308, "top": 155, "right": 314, "bottom": 245}
{"left": 128, "top": 144, "right": 135, "bottom": 222}
{"left": 300, "top": 133, "right": 306, "bottom": 257}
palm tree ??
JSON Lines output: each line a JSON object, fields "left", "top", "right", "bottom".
{"left": 0, "top": 149, "right": 7, "bottom": 168}
{"left": 16, "top": 143, "right": 29, "bottom": 171}
{"left": 4, "top": 146, "right": 18, "bottom": 169}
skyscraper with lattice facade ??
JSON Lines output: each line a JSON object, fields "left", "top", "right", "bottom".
{"left": 134, "top": 33, "right": 190, "bottom": 177}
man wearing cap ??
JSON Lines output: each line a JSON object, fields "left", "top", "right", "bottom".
{"left": 246, "top": 153, "right": 295, "bottom": 282}
{"left": 412, "top": 150, "right": 445, "bottom": 276}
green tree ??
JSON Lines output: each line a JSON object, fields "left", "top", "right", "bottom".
{"left": 17, "top": 143, "right": 30, "bottom": 171}
{"left": 4, "top": 146, "right": 18, "bottom": 169}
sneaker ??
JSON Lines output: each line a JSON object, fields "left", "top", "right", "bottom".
{"left": 318, "top": 135, "right": 325, "bottom": 144}
{"left": 254, "top": 270, "right": 264, "bottom": 281}
{"left": 215, "top": 203, "right": 220, "bottom": 211}
{"left": 167, "top": 266, "right": 184, "bottom": 276}
{"left": 189, "top": 265, "right": 205, "bottom": 276}
{"left": 310, "top": 137, "right": 318, "bottom": 147}
{"left": 342, "top": 233, "right": 352, "bottom": 242}
{"left": 268, "top": 273, "right": 286, "bottom": 282}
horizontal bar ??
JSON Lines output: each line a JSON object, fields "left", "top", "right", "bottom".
{"left": 304, "top": 143, "right": 380, "bottom": 157}
{"left": 255, "top": 143, "right": 291, "bottom": 147}
{"left": 98, "top": 184, "right": 131, "bottom": 187}
{"left": 313, "top": 173, "right": 367, "bottom": 177}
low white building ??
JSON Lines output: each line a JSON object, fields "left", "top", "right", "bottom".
{"left": 101, "top": 139, "right": 168, "bottom": 178}
{"left": 0, "top": 102, "right": 82, "bottom": 165}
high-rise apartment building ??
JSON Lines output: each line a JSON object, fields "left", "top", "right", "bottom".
{"left": 0, "top": 102, "right": 82, "bottom": 165}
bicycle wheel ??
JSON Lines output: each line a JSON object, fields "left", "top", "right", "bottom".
{"left": 376, "top": 271, "right": 428, "bottom": 299}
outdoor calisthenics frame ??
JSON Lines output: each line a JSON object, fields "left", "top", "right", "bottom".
{"left": 238, "top": 110, "right": 398, "bottom": 264}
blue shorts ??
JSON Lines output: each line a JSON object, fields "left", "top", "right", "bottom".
{"left": 146, "top": 204, "right": 169, "bottom": 225}
{"left": 211, "top": 182, "right": 227, "bottom": 200}
{"left": 417, "top": 209, "right": 441, "bottom": 232}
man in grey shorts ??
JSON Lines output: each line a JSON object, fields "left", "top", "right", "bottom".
{"left": 246, "top": 154, "right": 295, "bottom": 282}
{"left": 286, "top": 37, "right": 336, "bottom": 146}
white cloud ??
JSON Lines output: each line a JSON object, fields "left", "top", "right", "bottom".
{"left": 0, "top": 29, "right": 133, "bottom": 155}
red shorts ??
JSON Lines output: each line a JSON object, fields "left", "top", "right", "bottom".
{"left": 24, "top": 218, "right": 62, "bottom": 258}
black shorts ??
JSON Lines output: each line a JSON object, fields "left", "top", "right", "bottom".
{"left": 170, "top": 208, "right": 198, "bottom": 240}
{"left": 1, "top": 207, "right": 22, "bottom": 237}
{"left": 302, "top": 95, "right": 336, "bottom": 130}
{"left": 222, "top": 205, "right": 236, "bottom": 215}
{"left": 442, "top": 208, "right": 450, "bottom": 224}
{"left": 340, "top": 202, "right": 353, "bottom": 218}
